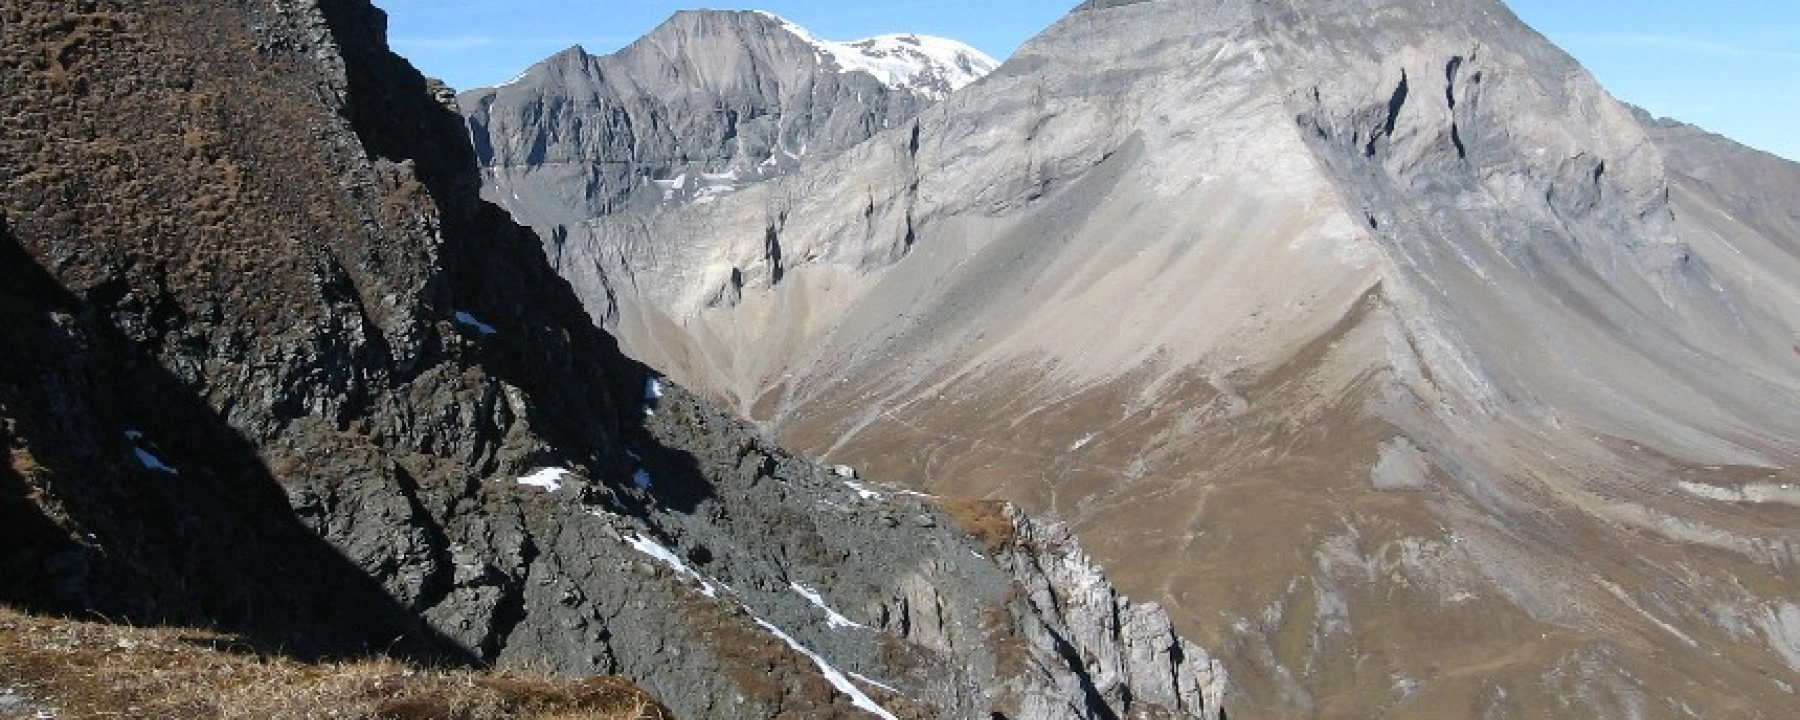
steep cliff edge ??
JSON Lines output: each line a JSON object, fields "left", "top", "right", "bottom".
{"left": 0, "top": 1, "right": 1220, "bottom": 718}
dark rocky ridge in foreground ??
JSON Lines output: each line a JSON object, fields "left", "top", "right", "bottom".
{"left": 0, "top": 1, "right": 1222, "bottom": 718}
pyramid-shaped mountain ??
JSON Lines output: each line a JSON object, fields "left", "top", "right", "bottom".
{"left": 461, "top": 10, "right": 996, "bottom": 235}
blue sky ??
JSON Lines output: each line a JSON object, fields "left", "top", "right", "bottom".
{"left": 378, "top": 1, "right": 1799, "bottom": 161}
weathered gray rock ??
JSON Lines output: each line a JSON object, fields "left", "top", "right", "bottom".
{"left": 1633, "top": 104, "right": 1800, "bottom": 248}
{"left": 460, "top": 10, "right": 994, "bottom": 237}
{"left": 992, "top": 506, "right": 1227, "bottom": 719}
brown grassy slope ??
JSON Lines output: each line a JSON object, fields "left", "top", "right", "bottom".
{"left": 0, "top": 606, "right": 671, "bottom": 720}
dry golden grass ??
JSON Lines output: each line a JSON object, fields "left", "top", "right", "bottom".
{"left": 942, "top": 499, "right": 1016, "bottom": 555}
{"left": 0, "top": 606, "right": 671, "bottom": 720}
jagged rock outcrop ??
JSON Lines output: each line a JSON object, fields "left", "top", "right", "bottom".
{"left": 459, "top": 10, "right": 995, "bottom": 242}
{"left": 987, "top": 505, "right": 1227, "bottom": 719}
{"left": 499, "top": 0, "right": 1800, "bottom": 717}
{"left": 0, "top": 1, "right": 1219, "bottom": 718}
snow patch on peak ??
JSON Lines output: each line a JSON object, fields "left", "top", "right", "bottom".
{"left": 753, "top": 12, "right": 998, "bottom": 99}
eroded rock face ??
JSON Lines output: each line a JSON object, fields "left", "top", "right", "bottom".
{"left": 990, "top": 506, "right": 1227, "bottom": 719}
{"left": 0, "top": 1, "right": 1219, "bottom": 718}
{"left": 459, "top": 10, "right": 993, "bottom": 238}
{"left": 498, "top": 0, "right": 1800, "bottom": 718}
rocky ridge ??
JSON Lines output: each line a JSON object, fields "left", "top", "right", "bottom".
{"left": 0, "top": 1, "right": 1220, "bottom": 719}
{"left": 496, "top": 0, "right": 1800, "bottom": 717}
{"left": 460, "top": 9, "right": 994, "bottom": 255}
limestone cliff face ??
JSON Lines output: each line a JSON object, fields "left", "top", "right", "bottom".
{"left": 459, "top": 10, "right": 993, "bottom": 244}
{"left": 0, "top": 1, "right": 1220, "bottom": 718}
{"left": 989, "top": 507, "right": 1228, "bottom": 719}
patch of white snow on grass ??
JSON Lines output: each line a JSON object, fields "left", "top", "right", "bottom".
{"left": 453, "top": 311, "right": 498, "bottom": 336}
{"left": 624, "top": 534, "right": 717, "bottom": 598}
{"left": 516, "top": 468, "right": 568, "bottom": 492}
{"left": 751, "top": 618, "right": 899, "bottom": 720}
{"left": 791, "top": 583, "right": 865, "bottom": 629}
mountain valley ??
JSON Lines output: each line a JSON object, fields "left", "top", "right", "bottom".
{"left": 469, "top": 1, "right": 1800, "bottom": 718}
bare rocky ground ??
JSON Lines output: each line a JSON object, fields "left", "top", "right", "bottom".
{"left": 489, "top": 0, "right": 1800, "bottom": 717}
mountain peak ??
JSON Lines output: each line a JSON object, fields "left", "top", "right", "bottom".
{"left": 749, "top": 11, "right": 998, "bottom": 99}
{"left": 461, "top": 9, "right": 993, "bottom": 227}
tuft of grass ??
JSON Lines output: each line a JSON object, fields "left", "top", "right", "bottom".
{"left": 0, "top": 605, "right": 671, "bottom": 719}
{"left": 943, "top": 499, "right": 1016, "bottom": 555}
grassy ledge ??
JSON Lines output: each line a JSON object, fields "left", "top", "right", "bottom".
{"left": 0, "top": 606, "right": 671, "bottom": 720}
